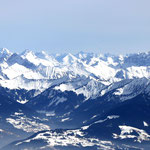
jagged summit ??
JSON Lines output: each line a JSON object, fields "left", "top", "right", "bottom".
{"left": 0, "top": 48, "right": 11, "bottom": 54}
{"left": 0, "top": 49, "right": 150, "bottom": 150}
{"left": 0, "top": 48, "right": 150, "bottom": 98}
{"left": 0, "top": 48, "right": 12, "bottom": 63}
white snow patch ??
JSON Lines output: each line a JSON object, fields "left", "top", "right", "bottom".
{"left": 113, "top": 125, "right": 150, "bottom": 143}
{"left": 91, "top": 115, "right": 97, "bottom": 119}
{"left": 114, "top": 88, "right": 123, "bottom": 95}
{"left": 17, "top": 99, "right": 29, "bottom": 104}
{"left": 0, "top": 129, "right": 4, "bottom": 132}
{"left": 143, "top": 121, "right": 149, "bottom": 127}
{"left": 81, "top": 126, "right": 89, "bottom": 130}
{"left": 74, "top": 105, "right": 79, "bottom": 109}
{"left": 6, "top": 113, "right": 50, "bottom": 133}
{"left": 55, "top": 97, "right": 67, "bottom": 105}
{"left": 61, "top": 118, "right": 70, "bottom": 122}
{"left": 16, "top": 129, "right": 113, "bottom": 149}
{"left": 94, "top": 115, "right": 119, "bottom": 124}
{"left": 54, "top": 84, "right": 74, "bottom": 92}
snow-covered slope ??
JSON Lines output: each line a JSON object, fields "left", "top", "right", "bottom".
{"left": 0, "top": 86, "right": 50, "bottom": 148}
{"left": 3, "top": 92, "right": 150, "bottom": 150}
{"left": 2, "top": 49, "right": 150, "bottom": 149}
{"left": 1, "top": 48, "right": 150, "bottom": 100}
{"left": 1, "top": 129, "right": 115, "bottom": 150}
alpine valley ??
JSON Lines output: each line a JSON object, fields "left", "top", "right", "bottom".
{"left": 0, "top": 48, "right": 150, "bottom": 149}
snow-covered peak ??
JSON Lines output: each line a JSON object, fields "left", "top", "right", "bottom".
{"left": 123, "top": 51, "right": 150, "bottom": 67}
{"left": 1, "top": 48, "right": 150, "bottom": 98}
{"left": 0, "top": 48, "right": 12, "bottom": 62}
{"left": 21, "top": 50, "right": 51, "bottom": 66}
{"left": 21, "top": 49, "right": 34, "bottom": 55}
{"left": 62, "top": 53, "right": 78, "bottom": 65}
{"left": 21, "top": 49, "right": 36, "bottom": 60}
{"left": 35, "top": 51, "right": 49, "bottom": 59}
{"left": 0, "top": 48, "right": 11, "bottom": 55}
{"left": 76, "top": 51, "right": 94, "bottom": 58}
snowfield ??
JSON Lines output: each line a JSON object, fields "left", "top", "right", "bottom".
{"left": 6, "top": 112, "right": 50, "bottom": 133}
{"left": 113, "top": 125, "right": 150, "bottom": 142}
{"left": 1, "top": 48, "right": 150, "bottom": 101}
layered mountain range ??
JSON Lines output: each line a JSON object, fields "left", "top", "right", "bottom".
{"left": 0, "top": 48, "right": 150, "bottom": 149}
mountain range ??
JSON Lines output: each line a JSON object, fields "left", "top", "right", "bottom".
{"left": 0, "top": 48, "right": 150, "bottom": 149}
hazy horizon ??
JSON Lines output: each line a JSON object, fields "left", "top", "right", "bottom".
{"left": 2, "top": 47, "right": 150, "bottom": 57}
{"left": 0, "top": 0, "right": 150, "bottom": 54}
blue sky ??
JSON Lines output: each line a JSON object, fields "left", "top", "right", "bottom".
{"left": 0, "top": 0, "right": 150, "bottom": 54}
